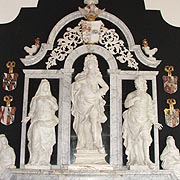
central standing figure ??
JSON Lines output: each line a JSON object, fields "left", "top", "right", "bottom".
{"left": 71, "top": 54, "right": 109, "bottom": 153}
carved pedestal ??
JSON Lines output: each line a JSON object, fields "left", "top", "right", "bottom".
{"left": 74, "top": 149, "right": 107, "bottom": 164}
{"left": 69, "top": 149, "right": 113, "bottom": 170}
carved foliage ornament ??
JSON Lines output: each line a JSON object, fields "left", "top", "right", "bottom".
{"left": 99, "top": 27, "right": 138, "bottom": 69}
{"left": 46, "top": 21, "right": 138, "bottom": 70}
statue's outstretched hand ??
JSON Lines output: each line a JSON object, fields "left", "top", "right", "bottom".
{"left": 21, "top": 116, "right": 31, "bottom": 124}
{"left": 154, "top": 123, "right": 163, "bottom": 130}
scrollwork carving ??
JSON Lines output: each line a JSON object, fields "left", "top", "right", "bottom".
{"left": 46, "top": 26, "right": 82, "bottom": 69}
{"left": 99, "top": 27, "right": 138, "bottom": 69}
{"left": 46, "top": 22, "right": 138, "bottom": 70}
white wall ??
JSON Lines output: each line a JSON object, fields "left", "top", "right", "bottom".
{"left": 0, "top": 0, "right": 39, "bottom": 24}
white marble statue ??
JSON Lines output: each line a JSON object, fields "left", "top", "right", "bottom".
{"left": 71, "top": 54, "right": 109, "bottom": 153}
{"left": 160, "top": 136, "right": 180, "bottom": 171}
{"left": 22, "top": 79, "right": 59, "bottom": 166}
{"left": 142, "top": 39, "right": 158, "bottom": 60}
{"left": 24, "top": 37, "right": 40, "bottom": 57}
{"left": 0, "top": 134, "right": 16, "bottom": 173}
{"left": 122, "top": 75, "right": 162, "bottom": 169}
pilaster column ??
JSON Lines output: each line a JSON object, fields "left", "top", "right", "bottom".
{"left": 20, "top": 75, "right": 29, "bottom": 168}
{"left": 58, "top": 69, "right": 74, "bottom": 169}
{"left": 108, "top": 69, "right": 123, "bottom": 169}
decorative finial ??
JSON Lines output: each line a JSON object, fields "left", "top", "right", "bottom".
{"left": 34, "top": 37, "right": 40, "bottom": 46}
{"left": 3, "top": 95, "right": 13, "bottom": 107}
{"left": 84, "top": 0, "right": 99, "bottom": 5}
{"left": 142, "top": 39, "right": 149, "bottom": 47}
{"left": 6, "top": 61, "right": 16, "bottom": 74}
{"left": 164, "top": 65, "right": 174, "bottom": 77}
{"left": 79, "top": 1, "right": 104, "bottom": 21}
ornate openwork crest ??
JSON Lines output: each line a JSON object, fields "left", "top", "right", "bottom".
{"left": 46, "top": 23, "right": 138, "bottom": 70}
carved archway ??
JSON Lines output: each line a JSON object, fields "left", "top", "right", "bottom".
{"left": 64, "top": 45, "right": 118, "bottom": 70}
{"left": 20, "top": 11, "right": 161, "bottom": 68}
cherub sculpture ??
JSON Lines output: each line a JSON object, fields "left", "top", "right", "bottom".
{"left": 142, "top": 39, "right": 158, "bottom": 60}
{"left": 0, "top": 134, "right": 16, "bottom": 173}
{"left": 24, "top": 37, "right": 40, "bottom": 56}
{"left": 160, "top": 136, "right": 180, "bottom": 171}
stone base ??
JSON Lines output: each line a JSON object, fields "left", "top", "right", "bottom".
{"left": 73, "top": 149, "right": 107, "bottom": 165}
{"left": 1, "top": 168, "right": 179, "bottom": 180}
{"left": 129, "top": 165, "right": 151, "bottom": 170}
{"left": 128, "top": 163, "right": 158, "bottom": 170}
{"left": 25, "top": 164, "right": 51, "bottom": 170}
{"left": 69, "top": 164, "right": 113, "bottom": 171}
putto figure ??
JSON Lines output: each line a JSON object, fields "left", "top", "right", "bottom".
{"left": 24, "top": 37, "right": 40, "bottom": 57}
{"left": 160, "top": 136, "right": 180, "bottom": 171}
{"left": 22, "top": 79, "right": 59, "bottom": 167}
{"left": 122, "top": 76, "right": 162, "bottom": 169}
{"left": 0, "top": 134, "right": 16, "bottom": 173}
{"left": 71, "top": 54, "right": 109, "bottom": 153}
{"left": 142, "top": 39, "right": 158, "bottom": 60}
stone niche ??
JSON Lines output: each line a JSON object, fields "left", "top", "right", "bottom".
{"left": 1, "top": 1, "right": 179, "bottom": 180}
